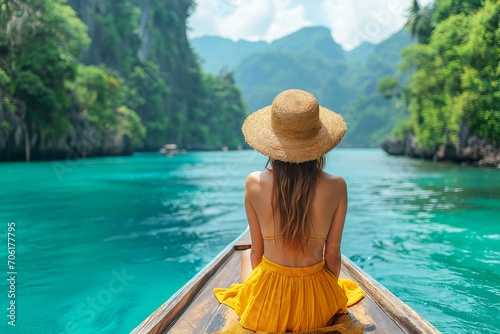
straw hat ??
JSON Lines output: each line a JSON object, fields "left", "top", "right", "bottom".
{"left": 242, "top": 89, "right": 347, "bottom": 163}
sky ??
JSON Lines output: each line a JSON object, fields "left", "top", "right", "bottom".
{"left": 187, "top": 0, "right": 433, "bottom": 51}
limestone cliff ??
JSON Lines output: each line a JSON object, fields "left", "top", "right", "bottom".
{"left": 67, "top": 0, "right": 199, "bottom": 149}
{"left": 381, "top": 122, "right": 500, "bottom": 167}
{"left": 0, "top": 95, "right": 133, "bottom": 162}
{"left": 0, "top": 0, "right": 203, "bottom": 161}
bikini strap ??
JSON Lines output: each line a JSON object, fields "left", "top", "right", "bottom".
{"left": 262, "top": 235, "right": 326, "bottom": 241}
{"left": 262, "top": 235, "right": 282, "bottom": 240}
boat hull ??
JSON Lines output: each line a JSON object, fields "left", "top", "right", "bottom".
{"left": 131, "top": 229, "right": 440, "bottom": 334}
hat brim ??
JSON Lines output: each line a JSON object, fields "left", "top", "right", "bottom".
{"left": 242, "top": 105, "right": 347, "bottom": 163}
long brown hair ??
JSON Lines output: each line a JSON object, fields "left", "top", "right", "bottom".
{"left": 265, "top": 156, "right": 326, "bottom": 253}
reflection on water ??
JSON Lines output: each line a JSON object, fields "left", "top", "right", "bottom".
{"left": 0, "top": 149, "right": 498, "bottom": 333}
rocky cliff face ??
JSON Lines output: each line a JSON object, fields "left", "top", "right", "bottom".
{"left": 0, "top": 100, "right": 132, "bottom": 162}
{"left": 381, "top": 122, "right": 500, "bottom": 167}
{"left": 1, "top": 0, "right": 197, "bottom": 161}
{"left": 67, "top": 0, "right": 200, "bottom": 149}
{"left": 0, "top": 0, "right": 135, "bottom": 162}
{"left": 66, "top": 0, "right": 110, "bottom": 68}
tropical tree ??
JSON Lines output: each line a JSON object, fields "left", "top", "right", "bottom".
{"left": 378, "top": 76, "right": 400, "bottom": 99}
{"left": 0, "top": 0, "right": 90, "bottom": 161}
{"left": 66, "top": 64, "right": 146, "bottom": 149}
{"left": 400, "top": 0, "right": 500, "bottom": 148}
{"left": 433, "top": 0, "right": 484, "bottom": 23}
{"left": 404, "top": 0, "right": 435, "bottom": 44}
{"left": 377, "top": 75, "right": 414, "bottom": 142}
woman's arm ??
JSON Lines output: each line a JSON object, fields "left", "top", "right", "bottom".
{"left": 324, "top": 176, "right": 348, "bottom": 279}
{"left": 245, "top": 172, "right": 264, "bottom": 269}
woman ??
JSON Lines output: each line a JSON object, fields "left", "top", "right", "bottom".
{"left": 214, "top": 89, "right": 365, "bottom": 333}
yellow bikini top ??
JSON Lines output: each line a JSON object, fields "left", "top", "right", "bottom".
{"left": 262, "top": 235, "right": 327, "bottom": 241}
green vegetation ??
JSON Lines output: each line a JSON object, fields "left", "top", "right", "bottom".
{"left": 328, "top": 29, "right": 414, "bottom": 147}
{"left": 74, "top": 0, "right": 248, "bottom": 150}
{"left": 378, "top": 76, "right": 401, "bottom": 99}
{"left": 194, "top": 1, "right": 499, "bottom": 150}
{"left": 392, "top": 119, "right": 415, "bottom": 142}
{"left": 396, "top": 0, "right": 500, "bottom": 148}
{"left": 192, "top": 27, "right": 414, "bottom": 148}
{"left": 433, "top": 0, "right": 483, "bottom": 22}
{"left": 0, "top": 0, "right": 248, "bottom": 161}
{"left": 192, "top": 72, "right": 247, "bottom": 148}
{"left": 67, "top": 64, "right": 146, "bottom": 147}
{"left": 0, "top": 0, "right": 90, "bottom": 137}
{"left": 342, "top": 93, "right": 408, "bottom": 147}
{"left": 405, "top": 0, "right": 435, "bottom": 44}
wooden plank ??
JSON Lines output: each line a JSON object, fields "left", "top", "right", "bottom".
{"left": 339, "top": 268, "right": 405, "bottom": 334}
{"left": 232, "top": 228, "right": 251, "bottom": 249}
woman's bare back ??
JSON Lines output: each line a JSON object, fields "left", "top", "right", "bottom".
{"left": 245, "top": 169, "right": 348, "bottom": 269}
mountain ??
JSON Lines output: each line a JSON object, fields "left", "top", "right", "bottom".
{"left": 337, "top": 29, "right": 414, "bottom": 147}
{"left": 191, "top": 26, "right": 415, "bottom": 148}
{"left": 235, "top": 50, "right": 340, "bottom": 112}
{"left": 190, "top": 36, "right": 268, "bottom": 74}
{"left": 228, "top": 26, "right": 347, "bottom": 112}
{"left": 191, "top": 26, "right": 345, "bottom": 76}
{"left": 365, "top": 29, "right": 413, "bottom": 76}
{"left": 268, "top": 26, "right": 345, "bottom": 62}
{"left": 345, "top": 41, "right": 376, "bottom": 63}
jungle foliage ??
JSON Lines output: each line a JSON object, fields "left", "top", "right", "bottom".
{"left": 0, "top": 0, "right": 247, "bottom": 161}
{"left": 389, "top": 0, "right": 500, "bottom": 147}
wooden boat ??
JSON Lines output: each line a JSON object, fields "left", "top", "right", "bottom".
{"left": 159, "top": 144, "right": 179, "bottom": 157}
{"left": 131, "top": 229, "right": 441, "bottom": 334}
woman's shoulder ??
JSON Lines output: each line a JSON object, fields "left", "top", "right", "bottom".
{"left": 318, "top": 171, "right": 347, "bottom": 192}
{"left": 245, "top": 170, "right": 272, "bottom": 190}
{"left": 246, "top": 170, "right": 272, "bottom": 180}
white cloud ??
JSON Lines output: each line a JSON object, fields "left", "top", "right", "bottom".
{"left": 266, "top": 2, "right": 311, "bottom": 42}
{"left": 188, "top": 0, "right": 312, "bottom": 42}
{"left": 222, "top": 0, "right": 275, "bottom": 41}
{"left": 187, "top": 0, "right": 220, "bottom": 36}
{"left": 188, "top": 0, "right": 433, "bottom": 49}
{"left": 321, "top": 0, "right": 434, "bottom": 50}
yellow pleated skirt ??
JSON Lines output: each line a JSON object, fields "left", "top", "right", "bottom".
{"left": 214, "top": 255, "right": 365, "bottom": 333}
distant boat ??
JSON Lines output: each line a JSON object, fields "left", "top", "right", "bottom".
{"left": 131, "top": 229, "right": 441, "bottom": 333}
{"left": 159, "top": 144, "right": 179, "bottom": 157}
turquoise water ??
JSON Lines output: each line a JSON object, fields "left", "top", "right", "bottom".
{"left": 0, "top": 149, "right": 499, "bottom": 333}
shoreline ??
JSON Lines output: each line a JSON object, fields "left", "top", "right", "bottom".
{"left": 381, "top": 121, "right": 500, "bottom": 168}
{"left": 2, "top": 142, "right": 500, "bottom": 167}
{"left": 381, "top": 135, "right": 500, "bottom": 168}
